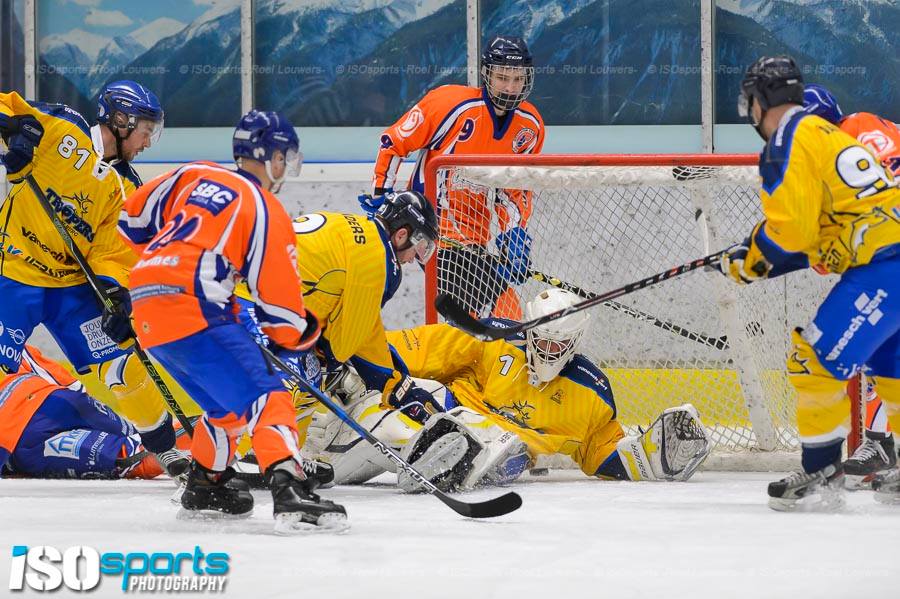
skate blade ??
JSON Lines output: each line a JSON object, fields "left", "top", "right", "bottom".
{"left": 176, "top": 507, "right": 254, "bottom": 521}
{"left": 170, "top": 483, "right": 187, "bottom": 504}
{"left": 768, "top": 487, "right": 846, "bottom": 513}
{"left": 843, "top": 474, "right": 874, "bottom": 491}
{"left": 273, "top": 512, "right": 350, "bottom": 535}
{"left": 873, "top": 490, "right": 900, "bottom": 505}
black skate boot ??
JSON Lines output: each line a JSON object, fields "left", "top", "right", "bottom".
{"left": 266, "top": 458, "right": 348, "bottom": 534}
{"left": 153, "top": 447, "right": 191, "bottom": 485}
{"left": 303, "top": 458, "right": 335, "bottom": 490}
{"left": 178, "top": 461, "right": 254, "bottom": 519}
{"left": 843, "top": 433, "right": 896, "bottom": 490}
{"left": 768, "top": 462, "right": 844, "bottom": 512}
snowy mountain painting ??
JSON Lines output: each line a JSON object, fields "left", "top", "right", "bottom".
{"left": 29, "top": 0, "right": 900, "bottom": 127}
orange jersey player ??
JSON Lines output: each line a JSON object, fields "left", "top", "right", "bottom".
{"left": 369, "top": 35, "right": 545, "bottom": 320}
{"left": 0, "top": 345, "right": 165, "bottom": 480}
{"left": 119, "top": 110, "right": 347, "bottom": 534}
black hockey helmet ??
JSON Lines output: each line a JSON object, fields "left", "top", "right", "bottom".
{"left": 738, "top": 55, "right": 804, "bottom": 132}
{"left": 376, "top": 190, "right": 439, "bottom": 264}
{"left": 481, "top": 35, "right": 534, "bottom": 112}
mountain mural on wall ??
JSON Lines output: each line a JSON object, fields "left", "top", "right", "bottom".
{"left": 29, "top": 0, "right": 900, "bottom": 127}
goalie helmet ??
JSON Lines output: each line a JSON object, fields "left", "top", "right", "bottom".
{"left": 233, "top": 109, "right": 302, "bottom": 192}
{"left": 481, "top": 35, "right": 534, "bottom": 112}
{"left": 802, "top": 83, "right": 844, "bottom": 125}
{"left": 738, "top": 55, "right": 803, "bottom": 138}
{"left": 523, "top": 288, "right": 590, "bottom": 386}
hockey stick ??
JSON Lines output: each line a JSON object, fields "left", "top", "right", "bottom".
{"left": 259, "top": 345, "right": 523, "bottom": 519}
{"left": 23, "top": 174, "right": 194, "bottom": 436}
{"left": 436, "top": 251, "right": 726, "bottom": 341}
{"left": 440, "top": 237, "right": 728, "bottom": 350}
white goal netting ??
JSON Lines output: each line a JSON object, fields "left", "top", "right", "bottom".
{"left": 426, "top": 155, "right": 842, "bottom": 469}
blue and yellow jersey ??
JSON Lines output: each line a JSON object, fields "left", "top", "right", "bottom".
{"left": 0, "top": 92, "right": 135, "bottom": 287}
{"left": 746, "top": 106, "right": 900, "bottom": 277}
{"left": 386, "top": 322, "right": 624, "bottom": 477}
{"left": 237, "top": 211, "right": 406, "bottom": 397}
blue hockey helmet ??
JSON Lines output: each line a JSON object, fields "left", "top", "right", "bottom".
{"left": 802, "top": 83, "right": 844, "bottom": 125}
{"left": 97, "top": 80, "right": 164, "bottom": 146}
{"left": 233, "top": 109, "right": 302, "bottom": 192}
{"left": 481, "top": 35, "right": 534, "bottom": 112}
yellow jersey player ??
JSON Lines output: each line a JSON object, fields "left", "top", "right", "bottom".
{"left": 235, "top": 191, "right": 443, "bottom": 452}
{"left": 0, "top": 82, "right": 187, "bottom": 477}
{"left": 802, "top": 83, "right": 898, "bottom": 488}
{"left": 719, "top": 56, "right": 900, "bottom": 510}
{"left": 308, "top": 288, "right": 711, "bottom": 490}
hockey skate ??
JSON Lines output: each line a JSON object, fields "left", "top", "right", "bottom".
{"left": 267, "top": 459, "right": 349, "bottom": 535}
{"left": 153, "top": 447, "right": 191, "bottom": 485}
{"left": 767, "top": 463, "right": 845, "bottom": 512}
{"left": 872, "top": 467, "right": 900, "bottom": 505}
{"left": 843, "top": 433, "right": 896, "bottom": 490}
{"left": 178, "top": 462, "right": 254, "bottom": 520}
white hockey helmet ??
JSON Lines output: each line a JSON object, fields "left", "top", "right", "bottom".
{"left": 524, "top": 288, "right": 590, "bottom": 386}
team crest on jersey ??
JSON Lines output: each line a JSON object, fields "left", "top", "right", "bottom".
{"left": 859, "top": 130, "right": 897, "bottom": 156}
{"left": 46, "top": 189, "right": 95, "bottom": 241}
{"left": 187, "top": 180, "right": 237, "bottom": 216}
{"left": 512, "top": 128, "right": 536, "bottom": 153}
{"left": 398, "top": 106, "right": 425, "bottom": 139}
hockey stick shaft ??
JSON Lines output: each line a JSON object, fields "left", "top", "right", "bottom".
{"left": 436, "top": 251, "right": 726, "bottom": 341}
{"left": 440, "top": 237, "right": 727, "bottom": 350}
{"left": 24, "top": 174, "right": 194, "bottom": 436}
{"left": 259, "top": 346, "right": 522, "bottom": 519}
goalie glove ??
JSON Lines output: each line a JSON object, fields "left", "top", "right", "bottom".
{"left": 398, "top": 407, "right": 531, "bottom": 493}
{"left": 615, "top": 404, "right": 711, "bottom": 482}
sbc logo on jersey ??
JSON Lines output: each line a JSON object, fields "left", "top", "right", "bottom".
{"left": 398, "top": 106, "right": 424, "bottom": 139}
{"left": 187, "top": 180, "right": 237, "bottom": 216}
{"left": 512, "top": 128, "right": 536, "bottom": 153}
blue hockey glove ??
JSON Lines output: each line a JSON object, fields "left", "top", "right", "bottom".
{"left": 0, "top": 114, "right": 44, "bottom": 183}
{"left": 494, "top": 226, "right": 532, "bottom": 285}
{"left": 358, "top": 188, "right": 393, "bottom": 215}
{"left": 387, "top": 376, "right": 443, "bottom": 424}
{"left": 98, "top": 277, "right": 135, "bottom": 346}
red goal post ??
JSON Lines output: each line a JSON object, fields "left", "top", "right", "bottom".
{"left": 423, "top": 153, "right": 865, "bottom": 466}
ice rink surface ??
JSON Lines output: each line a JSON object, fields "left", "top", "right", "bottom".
{"left": 1, "top": 470, "right": 897, "bottom": 599}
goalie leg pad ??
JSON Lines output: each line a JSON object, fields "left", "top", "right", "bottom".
{"left": 308, "top": 391, "right": 422, "bottom": 484}
{"left": 615, "top": 404, "right": 711, "bottom": 481}
{"left": 399, "top": 407, "right": 531, "bottom": 492}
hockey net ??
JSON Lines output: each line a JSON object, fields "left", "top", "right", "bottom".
{"left": 424, "top": 154, "right": 854, "bottom": 471}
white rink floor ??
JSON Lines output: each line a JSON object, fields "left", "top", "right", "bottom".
{"left": 1, "top": 470, "right": 897, "bottom": 599}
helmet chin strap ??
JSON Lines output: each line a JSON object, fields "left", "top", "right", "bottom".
{"left": 265, "top": 159, "right": 286, "bottom": 193}
{"left": 105, "top": 119, "right": 134, "bottom": 162}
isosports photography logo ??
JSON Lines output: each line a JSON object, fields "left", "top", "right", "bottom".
{"left": 9, "top": 545, "right": 229, "bottom": 593}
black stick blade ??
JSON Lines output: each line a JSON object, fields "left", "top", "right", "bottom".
{"left": 435, "top": 293, "right": 510, "bottom": 341}
{"left": 439, "top": 490, "right": 522, "bottom": 518}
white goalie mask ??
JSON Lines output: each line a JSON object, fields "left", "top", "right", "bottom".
{"left": 524, "top": 288, "right": 590, "bottom": 386}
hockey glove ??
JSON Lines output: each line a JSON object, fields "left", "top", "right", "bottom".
{"left": 718, "top": 239, "right": 769, "bottom": 285}
{"left": 387, "top": 376, "right": 443, "bottom": 425}
{"left": 0, "top": 114, "right": 44, "bottom": 183}
{"left": 494, "top": 226, "right": 532, "bottom": 285}
{"left": 357, "top": 188, "right": 393, "bottom": 215}
{"left": 98, "top": 277, "right": 135, "bottom": 347}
